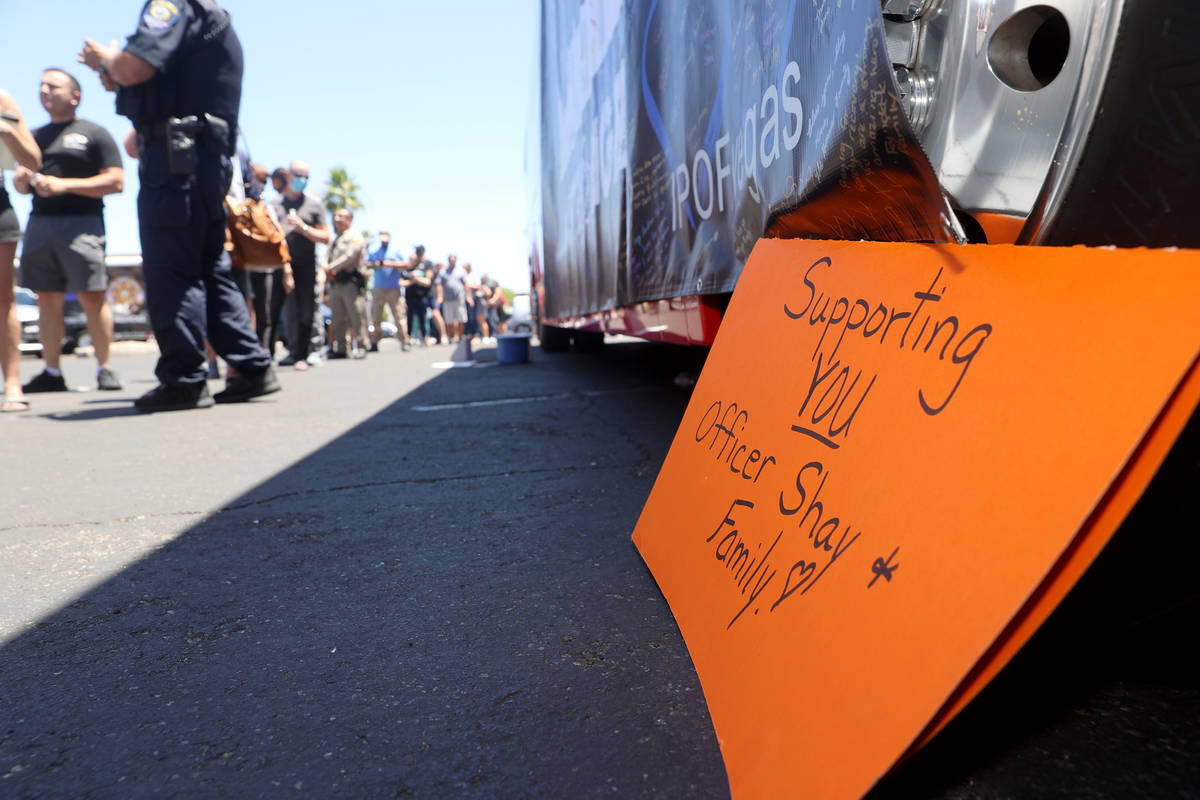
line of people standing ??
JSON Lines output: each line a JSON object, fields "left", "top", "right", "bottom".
{"left": 200, "top": 157, "right": 513, "bottom": 372}
{"left": 2, "top": 0, "right": 513, "bottom": 415}
{"left": 375, "top": 245, "right": 508, "bottom": 351}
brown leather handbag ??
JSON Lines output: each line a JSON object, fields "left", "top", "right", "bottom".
{"left": 224, "top": 195, "right": 291, "bottom": 272}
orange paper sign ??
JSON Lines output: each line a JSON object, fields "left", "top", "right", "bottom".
{"left": 631, "top": 239, "right": 1200, "bottom": 799}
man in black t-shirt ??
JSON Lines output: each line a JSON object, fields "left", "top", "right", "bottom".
{"left": 269, "top": 160, "right": 329, "bottom": 368}
{"left": 13, "top": 69, "right": 124, "bottom": 392}
{"left": 404, "top": 245, "right": 434, "bottom": 345}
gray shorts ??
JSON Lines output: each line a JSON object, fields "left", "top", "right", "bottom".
{"left": 19, "top": 215, "right": 108, "bottom": 293}
{"left": 441, "top": 298, "right": 467, "bottom": 324}
{"left": 0, "top": 207, "right": 20, "bottom": 243}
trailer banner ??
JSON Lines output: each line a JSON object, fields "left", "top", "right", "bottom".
{"left": 632, "top": 238, "right": 1200, "bottom": 798}
{"left": 537, "top": 0, "right": 959, "bottom": 320}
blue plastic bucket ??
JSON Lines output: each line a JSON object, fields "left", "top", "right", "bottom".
{"left": 496, "top": 333, "right": 531, "bottom": 365}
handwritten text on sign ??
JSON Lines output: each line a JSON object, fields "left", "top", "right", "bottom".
{"left": 632, "top": 238, "right": 1200, "bottom": 799}
{"left": 692, "top": 252, "right": 997, "bottom": 632}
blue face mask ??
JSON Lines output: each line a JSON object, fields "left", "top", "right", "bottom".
{"left": 291, "top": 176, "right": 308, "bottom": 193}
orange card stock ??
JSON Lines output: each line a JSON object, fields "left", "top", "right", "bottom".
{"left": 632, "top": 239, "right": 1200, "bottom": 799}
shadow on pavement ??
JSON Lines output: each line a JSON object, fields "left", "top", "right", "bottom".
{"left": 43, "top": 407, "right": 147, "bottom": 421}
{"left": 0, "top": 341, "right": 728, "bottom": 798}
{"left": 5, "top": 336, "right": 1196, "bottom": 797}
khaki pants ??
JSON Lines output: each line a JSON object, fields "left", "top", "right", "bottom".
{"left": 370, "top": 287, "right": 408, "bottom": 344}
{"left": 328, "top": 281, "right": 368, "bottom": 354}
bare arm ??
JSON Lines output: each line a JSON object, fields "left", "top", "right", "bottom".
{"left": 292, "top": 219, "right": 331, "bottom": 245}
{"left": 0, "top": 90, "right": 42, "bottom": 171}
{"left": 30, "top": 166, "right": 124, "bottom": 199}
{"left": 78, "top": 40, "right": 156, "bottom": 89}
{"left": 12, "top": 167, "right": 34, "bottom": 195}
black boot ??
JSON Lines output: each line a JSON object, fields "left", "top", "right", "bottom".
{"left": 213, "top": 368, "right": 281, "bottom": 403}
{"left": 134, "top": 382, "right": 213, "bottom": 412}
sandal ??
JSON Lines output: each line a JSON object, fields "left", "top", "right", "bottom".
{"left": 2, "top": 395, "right": 30, "bottom": 413}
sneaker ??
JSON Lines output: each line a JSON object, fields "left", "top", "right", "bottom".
{"left": 134, "top": 382, "right": 213, "bottom": 412}
{"left": 97, "top": 367, "right": 123, "bottom": 391}
{"left": 277, "top": 355, "right": 297, "bottom": 367}
{"left": 293, "top": 360, "right": 309, "bottom": 371}
{"left": 213, "top": 368, "right": 281, "bottom": 404}
{"left": 23, "top": 370, "right": 68, "bottom": 393}
{"left": 368, "top": 343, "right": 379, "bottom": 353}
{"left": 351, "top": 349, "right": 367, "bottom": 360}
{"left": 328, "top": 351, "right": 348, "bottom": 360}
{"left": 306, "top": 352, "right": 323, "bottom": 366}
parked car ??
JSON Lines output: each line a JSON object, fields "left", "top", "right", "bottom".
{"left": 15, "top": 253, "right": 151, "bottom": 356}
{"left": 16, "top": 287, "right": 43, "bottom": 355}
{"left": 17, "top": 289, "right": 150, "bottom": 357}
{"left": 322, "top": 303, "right": 396, "bottom": 348}
{"left": 508, "top": 293, "right": 533, "bottom": 334}
{"left": 18, "top": 288, "right": 97, "bottom": 356}
{"left": 60, "top": 293, "right": 150, "bottom": 353}
{"left": 367, "top": 319, "right": 398, "bottom": 340}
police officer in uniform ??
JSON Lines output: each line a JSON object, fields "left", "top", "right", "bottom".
{"left": 79, "top": 0, "right": 278, "bottom": 411}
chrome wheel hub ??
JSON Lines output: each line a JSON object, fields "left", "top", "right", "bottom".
{"left": 883, "top": 0, "right": 1126, "bottom": 241}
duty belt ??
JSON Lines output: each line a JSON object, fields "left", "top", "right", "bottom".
{"left": 140, "top": 113, "right": 233, "bottom": 154}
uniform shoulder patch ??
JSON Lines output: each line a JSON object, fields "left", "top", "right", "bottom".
{"left": 142, "top": 0, "right": 182, "bottom": 31}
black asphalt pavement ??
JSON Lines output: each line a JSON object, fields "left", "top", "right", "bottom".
{"left": 0, "top": 338, "right": 725, "bottom": 798}
{"left": 1, "top": 337, "right": 1197, "bottom": 798}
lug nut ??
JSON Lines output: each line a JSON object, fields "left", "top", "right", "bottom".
{"left": 894, "top": 66, "right": 933, "bottom": 133}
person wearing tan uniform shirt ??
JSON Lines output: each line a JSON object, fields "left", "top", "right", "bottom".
{"left": 324, "top": 207, "right": 367, "bottom": 359}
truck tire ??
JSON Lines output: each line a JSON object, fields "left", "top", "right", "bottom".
{"left": 890, "top": 0, "right": 1198, "bottom": 247}
{"left": 571, "top": 330, "right": 605, "bottom": 352}
{"left": 1037, "top": 0, "right": 1200, "bottom": 247}
{"left": 540, "top": 324, "right": 572, "bottom": 353}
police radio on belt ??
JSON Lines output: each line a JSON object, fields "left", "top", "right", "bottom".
{"left": 165, "top": 113, "right": 231, "bottom": 175}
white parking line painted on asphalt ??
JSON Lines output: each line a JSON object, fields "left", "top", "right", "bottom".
{"left": 411, "top": 386, "right": 657, "bottom": 412}
{"left": 411, "top": 393, "right": 572, "bottom": 411}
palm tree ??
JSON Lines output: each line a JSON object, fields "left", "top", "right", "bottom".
{"left": 322, "top": 166, "right": 364, "bottom": 216}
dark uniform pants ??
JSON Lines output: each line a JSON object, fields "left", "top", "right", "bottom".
{"left": 249, "top": 270, "right": 271, "bottom": 343}
{"left": 137, "top": 143, "right": 271, "bottom": 385}
{"left": 407, "top": 294, "right": 428, "bottom": 342}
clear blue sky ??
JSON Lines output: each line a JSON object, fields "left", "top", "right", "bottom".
{"left": 1, "top": 0, "right": 540, "bottom": 291}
